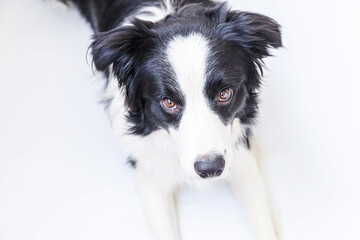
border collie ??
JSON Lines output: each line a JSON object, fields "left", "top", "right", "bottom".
{"left": 59, "top": 0, "right": 282, "bottom": 239}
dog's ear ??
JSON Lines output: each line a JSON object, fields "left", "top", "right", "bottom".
{"left": 90, "top": 20, "right": 155, "bottom": 82}
{"left": 214, "top": 9, "right": 282, "bottom": 90}
{"left": 198, "top": 4, "right": 282, "bottom": 58}
{"left": 220, "top": 10, "right": 282, "bottom": 59}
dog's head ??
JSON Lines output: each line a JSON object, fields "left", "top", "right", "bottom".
{"left": 91, "top": 3, "right": 282, "bottom": 180}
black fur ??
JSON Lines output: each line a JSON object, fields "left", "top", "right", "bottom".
{"left": 127, "top": 156, "right": 137, "bottom": 168}
{"left": 60, "top": 0, "right": 158, "bottom": 32}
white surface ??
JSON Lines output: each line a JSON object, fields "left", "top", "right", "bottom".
{"left": 0, "top": 0, "right": 359, "bottom": 240}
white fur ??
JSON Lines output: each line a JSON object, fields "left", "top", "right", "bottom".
{"left": 166, "top": 33, "right": 236, "bottom": 183}
{"left": 122, "top": 0, "right": 174, "bottom": 26}
{"left": 102, "top": 3, "right": 280, "bottom": 240}
{"left": 228, "top": 145, "right": 279, "bottom": 240}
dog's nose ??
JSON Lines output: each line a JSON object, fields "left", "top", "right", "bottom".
{"left": 194, "top": 155, "right": 225, "bottom": 178}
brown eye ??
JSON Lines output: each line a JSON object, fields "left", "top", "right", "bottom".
{"left": 161, "top": 98, "right": 176, "bottom": 110}
{"left": 218, "top": 89, "right": 233, "bottom": 103}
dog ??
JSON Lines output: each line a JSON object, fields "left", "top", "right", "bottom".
{"left": 59, "top": 0, "right": 282, "bottom": 239}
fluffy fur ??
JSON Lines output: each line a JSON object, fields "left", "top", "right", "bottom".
{"left": 59, "top": 0, "right": 282, "bottom": 239}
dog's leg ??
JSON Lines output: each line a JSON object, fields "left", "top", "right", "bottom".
{"left": 228, "top": 148, "right": 279, "bottom": 240}
{"left": 135, "top": 175, "right": 180, "bottom": 240}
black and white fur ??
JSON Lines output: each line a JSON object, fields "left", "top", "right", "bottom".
{"left": 59, "top": 0, "right": 282, "bottom": 239}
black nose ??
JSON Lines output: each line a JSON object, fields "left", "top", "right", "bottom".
{"left": 194, "top": 155, "right": 225, "bottom": 179}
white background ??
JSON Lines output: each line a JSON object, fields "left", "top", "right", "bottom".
{"left": 0, "top": 0, "right": 359, "bottom": 239}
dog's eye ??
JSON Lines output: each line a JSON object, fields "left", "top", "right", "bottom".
{"left": 161, "top": 98, "right": 177, "bottom": 112}
{"left": 217, "top": 89, "right": 233, "bottom": 103}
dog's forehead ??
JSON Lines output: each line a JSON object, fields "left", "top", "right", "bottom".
{"left": 165, "top": 33, "right": 211, "bottom": 98}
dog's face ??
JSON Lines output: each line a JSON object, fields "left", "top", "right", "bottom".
{"left": 91, "top": 4, "right": 281, "bottom": 180}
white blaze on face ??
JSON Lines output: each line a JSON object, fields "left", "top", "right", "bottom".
{"left": 166, "top": 33, "right": 233, "bottom": 179}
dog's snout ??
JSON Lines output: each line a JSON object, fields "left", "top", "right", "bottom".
{"left": 194, "top": 154, "right": 225, "bottom": 179}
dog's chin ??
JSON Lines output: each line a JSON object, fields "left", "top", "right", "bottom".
{"left": 185, "top": 172, "right": 230, "bottom": 190}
